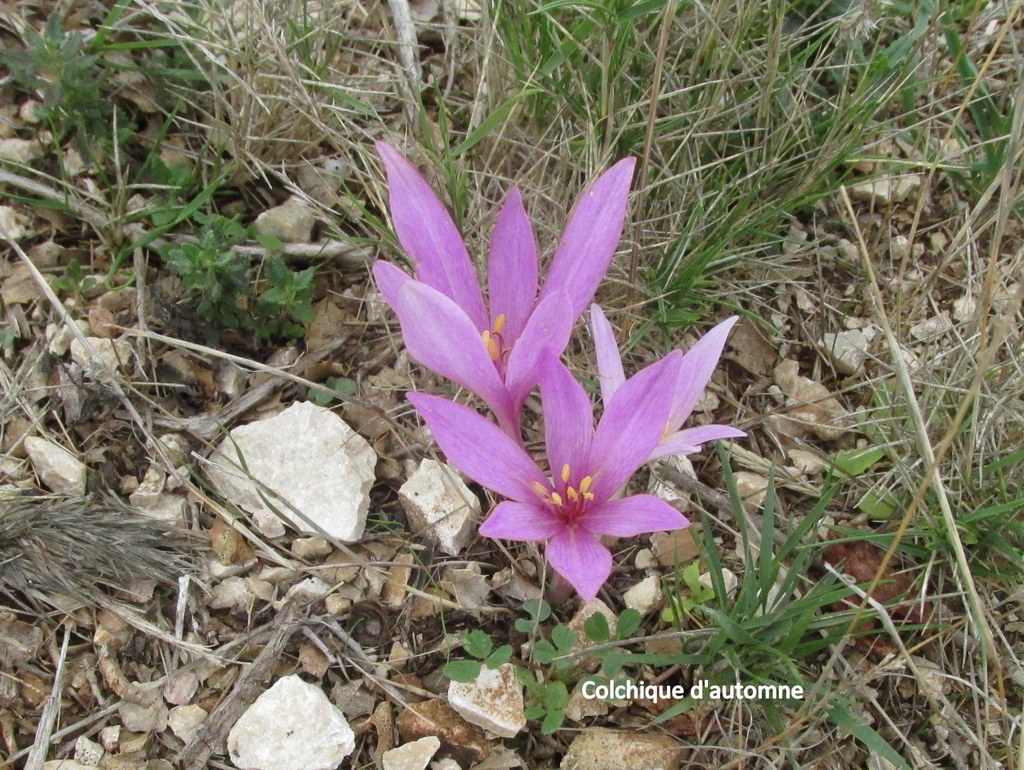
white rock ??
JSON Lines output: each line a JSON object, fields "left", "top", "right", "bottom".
{"left": 399, "top": 459, "right": 480, "bottom": 555}
{"left": 254, "top": 196, "right": 316, "bottom": 243}
{"left": 699, "top": 567, "right": 738, "bottom": 596}
{"left": 447, "top": 663, "right": 525, "bottom": 738}
{"left": 560, "top": 728, "right": 681, "bottom": 770}
{"left": 623, "top": 576, "right": 663, "bottom": 614}
{"left": 910, "top": 312, "right": 953, "bottom": 341}
{"left": 0, "top": 137, "right": 43, "bottom": 163}
{"left": 69, "top": 336, "right": 133, "bottom": 377}
{"left": 821, "top": 329, "right": 870, "bottom": 375}
{"left": 383, "top": 736, "right": 441, "bottom": 770}
{"left": 206, "top": 401, "right": 377, "bottom": 541}
{"left": 228, "top": 675, "right": 355, "bottom": 770}
{"left": 430, "top": 761, "right": 462, "bottom": 770}
{"left": 564, "top": 680, "right": 609, "bottom": 723}
{"left": 73, "top": 735, "right": 104, "bottom": 766}
{"left": 0, "top": 206, "right": 29, "bottom": 241}
{"left": 25, "top": 437, "right": 87, "bottom": 495}
{"left": 168, "top": 704, "right": 208, "bottom": 742}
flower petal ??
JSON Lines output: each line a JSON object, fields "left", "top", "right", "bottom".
{"left": 487, "top": 187, "right": 538, "bottom": 343}
{"left": 372, "top": 260, "right": 411, "bottom": 309}
{"left": 395, "top": 281, "right": 514, "bottom": 430}
{"left": 580, "top": 494, "right": 689, "bottom": 537}
{"left": 545, "top": 529, "right": 612, "bottom": 601}
{"left": 538, "top": 355, "right": 593, "bottom": 481}
{"left": 479, "top": 500, "right": 563, "bottom": 541}
{"left": 648, "top": 425, "right": 746, "bottom": 461}
{"left": 377, "top": 143, "right": 488, "bottom": 329}
{"left": 667, "top": 316, "right": 739, "bottom": 431}
{"left": 407, "top": 393, "right": 547, "bottom": 501}
{"left": 587, "top": 350, "right": 682, "bottom": 501}
{"left": 539, "top": 157, "right": 636, "bottom": 320}
{"left": 589, "top": 304, "right": 626, "bottom": 405}
{"left": 503, "top": 290, "right": 574, "bottom": 410}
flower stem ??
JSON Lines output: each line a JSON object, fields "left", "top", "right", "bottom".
{"left": 546, "top": 570, "right": 575, "bottom": 608}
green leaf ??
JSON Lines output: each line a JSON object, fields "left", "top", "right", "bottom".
{"left": 485, "top": 645, "right": 513, "bottom": 669}
{"left": 551, "top": 625, "right": 576, "bottom": 651}
{"left": 254, "top": 233, "right": 284, "bottom": 252}
{"left": 544, "top": 681, "right": 569, "bottom": 710}
{"left": 834, "top": 447, "right": 886, "bottom": 477}
{"left": 826, "top": 700, "right": 911, "bottom": 769}
{"left": 524, "top": 705, "right": 545, "bottom": 720}
{"left": 540, "top": 709, "right": 565, "bottom": 734}
{"left": 616, "top": 608, "right": 642, "bottom": 638}
{"left": 522, "top": 599, "right": 551, "bottom": 623}
{"left": 584, "top": 612, "right": 610, "bottom": 642}
{"left": 444, "top": 660, "right": 482, "bottom": 683}
{"left": 464, "top": 629, "right": 492, "bottom": 659}
{"left": 532, "top": 640, "right": 556, "bottom": 665}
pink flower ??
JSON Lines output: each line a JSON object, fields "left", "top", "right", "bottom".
{"left": 589, "top": 305, "right": 746, "bottom": 461}
{"left": 408, "top": 353, "right": 689, "bottom": 600}
{"left": 373, "top": 143, "right": 636, "bottom": 437}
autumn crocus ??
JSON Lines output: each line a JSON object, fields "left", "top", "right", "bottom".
{"left": 373, "top": 143, "right": 636, "bottom": 437}
{"left": 407, "top": 353, "right": 689, "bottom": 600}
{"left": 589, "top": 305, "right": 746, "bottom": 461}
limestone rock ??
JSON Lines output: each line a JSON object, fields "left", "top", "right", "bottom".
{"left": 168, "top": 704, "right": 208, "bottom": 742}
{"left": 254, "top": 196, "right": 316, "bottom": 243}
{"left": 25, "top": 437, "right": 86, "bottom": 495}
{"left": 228, "top": 675, "right": 355, "bottom": 770}
{"left": 399, "top": 459, "right": 480, "bottom": 555}
{"left": 561, "top": 728, "right": 681, "bottom": 770}
{"left": 447, "top": 663, "right": 525, "bottom": 739}
{"left": 69, "top": 336, "right": 134, "bottom": 377}
{"left": 623, "top": 576, "right": 663, "bottom": 614}
{"left": 206, "top": 401, "right": 376, "bottom": 541}
{"left": 396, "top": 701, "right": 491, "bottom": 767}
{"left": 383, "top": 737, "right": 441, "bottom": 770}
{"left": 821, "top": 329, "right": 871, "bottom": 375}
{"left": 0, "top": 138, "right": 43, "bottom": 163}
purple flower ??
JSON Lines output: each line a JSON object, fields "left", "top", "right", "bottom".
{"left": 407, "top": 353, "right": 689, "bottom": 600}
{"left": 373, "top": 143, "right": 636, "bottom": 437}
{"left": 589, "top": 305, "right": 746, "bottom": 461}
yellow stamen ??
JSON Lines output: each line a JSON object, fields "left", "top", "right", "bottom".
{"left": 481, "top": 330, "right": 501, "bottom": 360}
{"left": 579, "top": 476, "right": 594, "bottom": 494}
{"left": 584, "top": 492, "right": 595, "bottom": 502}
{"left": 494, "top": 314, "right": 506, "bottom": 335}
{"left": 561, "top": 464, "right": 571, "bottom": 483}
{"left": 566, "top": 487, "right": 579, "bottom": 502}
{"left": 550, "top": 492, "right": 563, "bottom": 506}
{"left": 530, "top": 482, "right": 548, "bottom": 496}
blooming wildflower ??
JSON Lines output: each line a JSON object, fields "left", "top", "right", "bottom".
{"left": 589, "top": 305, "right": 746, "bottom": 461}
{"left": 373, "top": 143, "right": 636, "bottom": 437}
{"left": 408, "top": 353, "right": 689, "bottom": 600}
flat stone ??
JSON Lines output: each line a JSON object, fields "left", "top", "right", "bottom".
{"left": 25, "top": 437, "right": 86, "bottom": 495}
{"left": 168, "top": 704, "right": 208, "bottom": 742}
{"left": 564, "top": 681, "right": 609, "bottom": 723}
{"left": 821, "top": 329, "right": 871, "bottom": 375}
{"left": 396, "top": 700, "right": 491, "bottom": 767}
{"left": 561, "top": 728, "right": 681, "bottom": 770}
{"left": 206, "top": 401, "right": 377, "bottom": 541}
{"left": 254, "top": 196, "right": 316, "bottom": 243}
{"left": 567, "top": 600, "right": 619, "bottom": 672}
{"left": 0, "top": 137, "right": 43, "bottom": 163}
{"left": 228, "top": 675, "right": 354, "bottom": 770}
{"left": 623, "top": 576, "right": 663, "bottom": 614}
{"left": 69, "top": 337, "right": 134, "bottom": 377}
{"left": 399, "top": 460, "right": 480, "bottom": 555}
{"left": 73, "top": 735, "right": 104, "bottom": 766}
{"left": 383, "top": 737, "right": 441, "bottom": 770}
{"left": 447, "top": 663, "right": 525, "bottom": 738}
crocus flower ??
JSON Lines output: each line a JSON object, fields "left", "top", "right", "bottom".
{"left": 407, "top": 353, "right": 689, "bottom": 600}
{"left": 589, "top": 305, "right": 746, "bottom": 461}
{"left": 373, "top": 143, "right": 636, "bottom": 437}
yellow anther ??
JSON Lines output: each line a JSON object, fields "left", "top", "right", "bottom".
{"left": 561, "top": 464, "right": 571, "bottom": 483}
{"left": 579, "top": 476, "right": 594, "bottom": 494}
{"left": 584, "top": 492, "right": 595, "bottom": 502}
{"left": 566, "top": 487, "right": 579, "bottom": 502}
{"left": 494, "top": 314, "right": 507, "bottom": 335}
{"left": 550, "top": 492, "right": 563, "bottom": 506}
{"left": 531, "top": 481, "right": 549, "bottom": 496}
{"left": 481, "top": 329, "right": 501, "bottom": 360}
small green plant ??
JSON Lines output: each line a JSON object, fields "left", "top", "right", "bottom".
{"left": 661, "top": 562, "right": 715, "bottom": 624}
{"left": 0, "top": 13, "right": 125, "bottom": 156}
{"left": 162, "top": 213, "right": 316, "bottom": 344}
{"left": 444, "top": 629, "right": 514, "bottom": 683}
